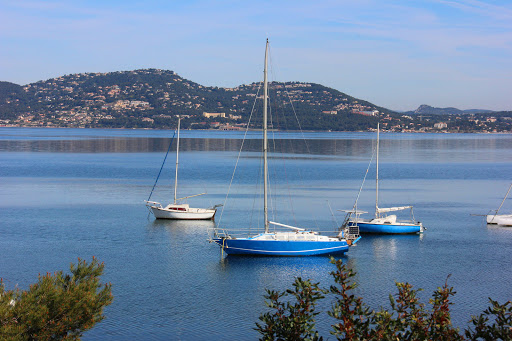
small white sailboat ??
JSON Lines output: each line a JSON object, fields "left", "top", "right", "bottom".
{"left": 210, "top": 39, "right": 359, "bottom": 256}
{"left": 345, "top": 123, "right": 424, "bottom": 234}
{"left": 487, "top": 183, "right": 512, "bottom": 226}
{"left": 146, "top": 117, "right": 217, "bottom": 220}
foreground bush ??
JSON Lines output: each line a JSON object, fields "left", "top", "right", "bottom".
{"left": 256, "top": 258, "right": 511, "bottom": 341}
{"left": 1, "top": 257, "right": 113, "bottom": 340}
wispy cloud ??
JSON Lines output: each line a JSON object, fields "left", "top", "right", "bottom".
{"left": 0, "top": 0, "right": 511, "bottom": 110}
{"left": 437, "top": 0, "right": 512, "bottom": 21}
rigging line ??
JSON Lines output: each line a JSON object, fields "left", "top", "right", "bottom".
{"left": 283, "top": 84, "right": 311, "bottom": 154}
{"left": 268, "top": 46, "right": 315, "bottom": 230}
{"left": 267, "top": 90, "right": 282, "bottom": 230}
{"left": 217, "top": 83, "right": 262, "bottom": 227}
{"left": 271, "top": 86, "right": 300, "bottom": 228}
{"left": 147, "top": 131, "right": 176, "bottom": 202}
{"left": 272, "top": 82, "right": 300, "bottom": 227}
{"left": 267, "top": 45, "right": 300, "bottom": 227}
{"left": 352, "top": 142, "right": 376, "bottom": 212}
{"left": 267, "top": 47, "right": 288, "bottom": 227}
{"left": 268, "top": 92, "right": 280, "bottom": 225}
{"left": 267, "top": 45, "right": 277, "bottom": 225}
{"left": 248, "top": 146, "right": 264, "bottom": 236}
{"left": 281, "top": 82, "right": 322, "bottom": 230}
{"left": 327, "top": 200, "right": 339, "bottom": 229}
{"left": 267, "top": 65, "right": 299, "bottom": 227}
{"left": 494, "top": 183, "right": 512, "bottom": 216}
{"left": 254, "top": 155, "right": 263, "bottom": 234}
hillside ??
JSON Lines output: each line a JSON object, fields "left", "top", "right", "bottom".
{"left": 0, "top": 69, "right": 510, "bottom": 132}
{"left": 0, "top": 69, "right": 392, "bottom": 131}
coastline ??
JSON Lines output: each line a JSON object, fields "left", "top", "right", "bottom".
{"left": 1, "top": 124, "right": 510, "bottom": 134}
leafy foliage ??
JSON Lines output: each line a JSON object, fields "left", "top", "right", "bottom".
{"left": 0, "top": 257, "right": 113, "bottom": 340}
{"left": 256, "top": 258, "right": 512, "bottom": 341}
{"left": 256, "top": 278, "right": 325, "bottom": 341}
{"left": 465, "top": 299, "right": 512, "bottom": 340}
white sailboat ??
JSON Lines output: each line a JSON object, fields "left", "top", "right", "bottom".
{"left": 146, "top": 117, "right": 217, "bottom": 220}
{"left": 210, "top": 39, "right": 359, "bottom": 256}
{"left": 345, "top": 122, "right": 424, "bottom": 234}
{"left": 487, "top": 183, "right": 512, "bottom": 226}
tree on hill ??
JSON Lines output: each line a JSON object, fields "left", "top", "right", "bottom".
{"left": 0, "top": 257, "right": 113, "bottom": 340}
{"left": 0, "top": 81, "right": 23, "bottom": 97}
{"left": 0, "top": 81, "right": 27, "bottom": 120}
{"left": 256, "top": 258, "right": 512, "bottom": 340}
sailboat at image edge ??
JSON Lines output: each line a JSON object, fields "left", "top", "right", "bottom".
{"left": 210, "top": 39, "right": 360, "bottom": 256}
{"left": 145, "top": 117, "right": 218, "bottom": 220}
{"left": 342, "top": 122, "right": 424, "bottom": 234}
{"left": 486, "top": 183, "right": 512, "bottom": 226}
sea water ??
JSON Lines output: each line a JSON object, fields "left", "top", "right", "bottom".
{"left": 1, "top": 127, "right": 511, "bottom": 339}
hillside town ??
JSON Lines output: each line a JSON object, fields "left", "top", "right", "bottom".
{"left": 0, "top": 69, "right": 510, "bottom": 133}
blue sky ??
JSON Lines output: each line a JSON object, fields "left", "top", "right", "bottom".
{"left": 1, "top": 0, "right": 511, "bottom": 111}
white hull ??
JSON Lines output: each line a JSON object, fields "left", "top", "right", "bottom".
{"left": 487, "top": 214, "right": 512, "bottom": 226}
{"left": 148, "top": 203, "right": 216, "bottom": 220}
{"left": 151, "top": 207, "right": 215, "bottom": 220}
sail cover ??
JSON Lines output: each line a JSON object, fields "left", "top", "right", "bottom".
{"left": 377, "top": 206, "right": 412, "bottom": 213}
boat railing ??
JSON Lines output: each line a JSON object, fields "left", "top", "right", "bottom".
{"left": 144, "top": 200, "right": 162, "bottom": 208}
{"left": 209, "top": 203, "right": 224, "bottom": 210}
{"left": 338, "top": 209, "right": 368, "bottom": 227}
{"left": 342, "top": 224, "right": 360, "bottom": 243}
{"left": 396, "top": 218, "right": 419, "bottom": 224}
{"left": 210, "top": 227, "right": 231, "bottom": 239}
{"left": 210, "top": 226, "right": 348, "bottom": 241}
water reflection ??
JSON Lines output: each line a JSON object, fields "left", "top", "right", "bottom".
{"left": 214, "top": 253, "right": 350, "bottom": 285}
{"left": 0, "top": 137, "right": 374, "bottom": 155}
{"left": 148, "top": 219, "right": 215, "bottom": 235}
{"left": 360, "top": 234, "right": 423, "bottom": 262}
{"left": 1, "top": 133, "right": 511, "bottom": 163}
{"left": 486, "top": 224, "right": 512, "bottom": 232}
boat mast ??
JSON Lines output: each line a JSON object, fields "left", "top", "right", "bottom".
{"left": 263, "top": 39, "right": 269, "bottom": 233}
{"left": 174, "top": 116, "right": 181, "bottom": 204}
{"left": 375, "top": 122, "right": 380, "bottom": 218}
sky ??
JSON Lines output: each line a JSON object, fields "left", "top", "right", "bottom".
{"left": 1, "top": 0, "right": 511, "bottom": 111}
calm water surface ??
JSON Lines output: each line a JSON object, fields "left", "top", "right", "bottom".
{"left": 1, "top": 127, "right": 511, "bottom": 340}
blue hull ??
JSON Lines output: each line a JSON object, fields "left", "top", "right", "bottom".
{"left": 353, "top": 222, "right": 421, "bottom": 234}
{"left": 212, "top": 238, "right": 349, "bottom": 256}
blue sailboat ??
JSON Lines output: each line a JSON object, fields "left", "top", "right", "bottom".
{"left": 344, "top": 123, "right": 424, "bottom": 234}
{"left": 211, "top": 40, "right": 360, "bottom": 256}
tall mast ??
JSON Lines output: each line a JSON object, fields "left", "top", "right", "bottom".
{"left": 174, "top": 116, "right": 181, "bottom": 204}
{"left": 375, "top": 122, "right": 380, "bottom": 218}
{"left": 263, "top": 39, "right": 269, "bottom": 233}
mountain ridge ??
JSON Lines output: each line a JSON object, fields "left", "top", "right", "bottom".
{"left": 405, "top": 104, "right": 495, "bottom": 116}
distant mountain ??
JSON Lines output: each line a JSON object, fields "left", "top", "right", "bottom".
{"left": 405, "top": 104, "right": 495, "bottom": 116}
{"left": 462, "top": 108, "right": 496, "bottom": 114}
